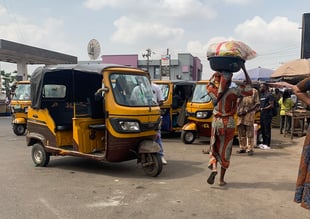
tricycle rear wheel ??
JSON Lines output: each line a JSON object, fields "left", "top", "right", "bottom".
{"left": 141, "top": 153, "right": 163, "bottom": 177}
{"left": 31, "top": 143, "right": 50, "bottom": 167}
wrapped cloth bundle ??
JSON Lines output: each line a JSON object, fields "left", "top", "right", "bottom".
{"left": 207, "top": 40, "right": 256, "bottom": 73}
{"left": 207, "top": 40, "right": 256, "bottom": 61}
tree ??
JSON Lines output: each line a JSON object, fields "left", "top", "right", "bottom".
{"left": 1, "top": 70, "right": 18, "bottom": 101}
{"left": 1, "top": 70, "right": 31, "bottom": 101}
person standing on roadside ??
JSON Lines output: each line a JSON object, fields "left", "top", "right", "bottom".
{"left": 258, "top": 83, "right": 274, "bottom": 149}
{"left": 149, "top": 76, "right": 167, "bottom": 165}
{"left": 236, "top": 87, "right": 260, "bottom": 155}
{"left": 274, "top": 88, "right": 282, "bottom": 102}
{"left": 272, "top": 79, "right": 310, "bottom": 210}
{"left": 278, "top": 89, "right": 295, "bottom": 134}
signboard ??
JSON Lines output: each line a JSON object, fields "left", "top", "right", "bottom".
{"left": 161, "top": 55, "right": 170, "bottom": 66}
{"left": 161, "top": 54, "right": 170, "bottom": 80}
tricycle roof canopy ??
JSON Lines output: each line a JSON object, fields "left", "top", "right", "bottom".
{"left": 30, "top": 63, "right": 142, "bottom": 109}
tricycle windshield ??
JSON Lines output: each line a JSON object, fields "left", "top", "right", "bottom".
{"left": 12, "top": 83, "right": 31, "bottom": 101}
{"left": 191, "top": 84, "right": 212, "bottom": 103}
{"left": 110, "top": 73, "right": 157, "bottom": 106}
{"left": 43, "top": 85, "right": 66, "bottom": 98}
{"left": 157, "top": 84, "right": 169, "bottom": 101}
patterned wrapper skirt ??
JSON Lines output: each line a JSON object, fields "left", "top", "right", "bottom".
{"left": 294, "top": 128, "right": 310, "bottom": 210}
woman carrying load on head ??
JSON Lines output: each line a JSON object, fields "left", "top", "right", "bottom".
{"left": 205, "top": 40, "right": 256, "bottom": 186}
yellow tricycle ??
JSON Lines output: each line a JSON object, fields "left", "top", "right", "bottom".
{"left": 10, "top": 80, "right": 31, "bottom": 135}
{"left": 26, "top": 64, "right": 163, "bottom": 176}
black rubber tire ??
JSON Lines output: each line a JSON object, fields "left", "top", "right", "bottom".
{"left": 31, "top": 143, "right": 50, "bottom": 167}
{"left": 181, "top": 130, "right": 195, "bottom": 144}
{"left": 141, "top": 153, "right": 163, "bottom": 177}
{"left": 13, "top": 124, "right": 26, "bottom": 136}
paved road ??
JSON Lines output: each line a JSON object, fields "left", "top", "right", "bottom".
{"left": 0, "top": 116, "right": 308, "bottom": 219}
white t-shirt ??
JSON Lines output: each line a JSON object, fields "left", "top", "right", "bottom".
{"left": 152, "top": 83, "right": 164, "bottom": 104}
{"left": 291, "top": 94, "right": 297, "bottom": 104}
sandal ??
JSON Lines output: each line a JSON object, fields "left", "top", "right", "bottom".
{"left": 202, "top": 149, "right": 210, "bottom": 154}
{"left": 247, "top": 150, "right": 254, "bottom": 156}
{"left": 207, "top": 171, "right": 217, "bottom": 185}
{"left": 236, "top": 149, "right": 246, "bottom": 154}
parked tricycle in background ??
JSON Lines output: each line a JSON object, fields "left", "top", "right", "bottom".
{"left": 153, "top": 80, "right": 195, "bottom": 133}
{"left": 181, "top": 80, "right": 213, "bottom": 144}
{"left": 10, "top": 80, "right": 31, "bottom": 135}
{"left": 26, "top": 64, "right": 163, "bottom": 177}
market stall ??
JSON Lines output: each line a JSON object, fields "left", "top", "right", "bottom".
{"left": 284, "top": 109, "right": 310, "bottom": 139}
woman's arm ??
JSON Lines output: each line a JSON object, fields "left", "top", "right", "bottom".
{"left": 270, "top": 81, "right": 310, "bottom": 106}
{"left": 295, "top": 92, "right": 310, "bottom": 106}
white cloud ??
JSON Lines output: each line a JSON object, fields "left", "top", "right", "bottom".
{"left": 83, "top": 0, "right": 121, "bottom": 10}
{"left": 0, "top": 17, "right": 73, "bottom": 54}
{"left": 224, "top": 0, "right": 251, "bottom": 4}
{"left": 83, "top": 0, "right": 154, "bottom": 11}
{"left": 0, "top": 4, "right": 7, "bottom": 15}
{"left": 235, "top": 16, "right": 300, "bottom": 44}
{"left": 111, "top": 16, "right": 184, "bottom": 47}
{"left": 234, "top": 16, "right": 301, "bottom": 68}
{"left": 159, "top": 0, "right": 217, "bottom": 19}
{"left": 84, "top": 0, "right": 216, "bottom": 20}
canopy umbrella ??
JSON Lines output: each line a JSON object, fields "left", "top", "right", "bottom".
{"left": 271, "top": 59, "right": 310, "bottom": 78}
{"left": 232, "top": 67, "right": 273, "bottom": 81}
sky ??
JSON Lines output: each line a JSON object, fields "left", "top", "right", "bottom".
{"left": 0, "top": 0, "right": 309, "bottom": 79}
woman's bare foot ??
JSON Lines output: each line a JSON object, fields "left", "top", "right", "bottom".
{"left": 202, "top": 149, "right": 210, "bottom": 154}
{"left": 218, "top": 181, "right": 227, "bottom": 186}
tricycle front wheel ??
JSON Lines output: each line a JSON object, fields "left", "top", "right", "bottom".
{"left": 181, "top": 130, "right": 196, "bottom": 144}
{"left": 31, "top": 143, "right": 50, "bottom": 167}
{"left": 141, "top": 153, "right": 163, "bottom": 177}
{"left": 13, "top": 124, "right": 26, "bottom": 136}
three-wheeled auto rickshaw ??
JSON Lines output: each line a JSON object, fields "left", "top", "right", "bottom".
{"left": 181, "top": 80, "right": 213, "bottom": 144}
{"left": 10, "top": 80, "right": 31, "bottom": 135}
{"left": 153, "top": 80, "right": 195, "bottom": 133}
{"left": 26, "top": 64, "right": 163, "bottom": 177}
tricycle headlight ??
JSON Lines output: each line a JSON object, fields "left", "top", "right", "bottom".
{"left": 196, "top": 111, "right": 208, "bottom": 118}
{"left": 119, "top": 121, "right": 140, "bottom": 131}
{"left": 110, "top": 118, "right": 141, "bottom": 133}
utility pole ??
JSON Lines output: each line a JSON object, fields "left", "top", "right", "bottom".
{"left": 160, "top": 48, "right": 170, "bottom": 80}
{"left": 142, "top": 48, "right": 152, "bottom": 73}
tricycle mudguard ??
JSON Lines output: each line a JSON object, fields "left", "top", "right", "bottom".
{"left": 13, "top": 117, "right": 27, "bottom": 125}
{"left": 182, "top": 122, "right": 197, "bottom": 131}
{"left": 139, "top": 140, "right": 161, "bottom": 153}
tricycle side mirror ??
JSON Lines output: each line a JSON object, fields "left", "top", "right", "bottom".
{"left": 94, "top": 87, "right": 109, "bottom": 102}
